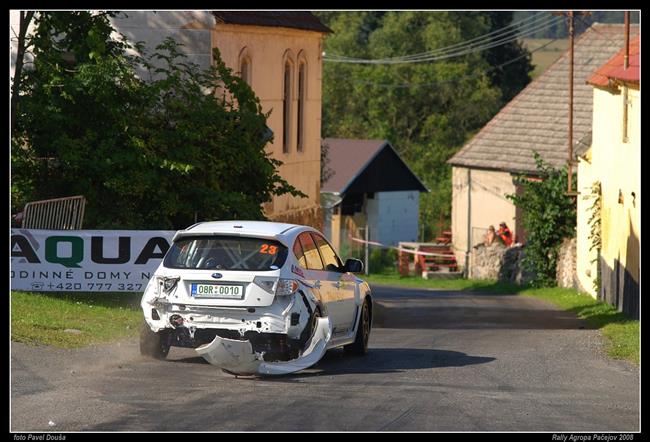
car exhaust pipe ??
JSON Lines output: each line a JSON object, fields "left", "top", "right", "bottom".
{"left": 169, "top": 314, "right": 184, "bottom": 327}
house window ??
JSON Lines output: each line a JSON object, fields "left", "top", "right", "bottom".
{"left": 283, "top": 61, "right": 292, "bottom": 154}
{"left": 238, "top": 48, "right": 252, "bottom": 86}
{"left": 240, "top": 57, "right": 251, "bottom": 85}
{"left": 297, "top": 62, "right": 306, "bottom": 152}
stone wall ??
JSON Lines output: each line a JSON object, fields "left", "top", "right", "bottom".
{"left": 471, "top": 236, "right": 580, "bottom": 288}
{"left": 556, "top": 237, "right": 579, "bottom": 290}
{"left": 470, "top": 242, "right": 506, "bottom": 280}
{"left": 470, "top": 242, "right": 534, "bottom": 285}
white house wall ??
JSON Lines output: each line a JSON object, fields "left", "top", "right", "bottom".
{"left": 366, "top": 191, "right": 419, "bottom": 246}
{"left": 11, "top": 11, "right": 213, "bottom": 81}
{"left": 451, "top": 167, "right": 517, "bottom": 270}
{"left": 110, "top": 11, "right": 215, "bottom": 78}
{"left": 10, "top": 11, "right": 36, "bottom": 84}
{"left": 576, "top": 153, "right": 598, "bottom": 297}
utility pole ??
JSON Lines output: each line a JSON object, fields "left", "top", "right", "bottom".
{"left": 567, "top": 10, "right": 575, "bottom": 196}
{"left": 553, "top": 10, "right": 589, "bottom": 197}
{"left": 622, "top": 11, "right": 630, "bottom": 143}
{"left": 624, "top": 11, "right": 630, "bottom": 70}
{"left": 364, "top": 224, "right": 369, "bottom": 276}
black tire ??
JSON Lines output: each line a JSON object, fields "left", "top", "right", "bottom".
{"left": 310, "top": 308, "right": 322, "bottom": 336}
{"left": 139, "top": 321, "right": 171, "bottom": 359}
{"left": 344, "top": 299, "right": 371, "bottom": 356}
{"left": 300, "top": 307, "right": 322, "bottom": 345}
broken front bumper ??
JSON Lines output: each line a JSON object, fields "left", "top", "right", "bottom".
{"left": 195, "top": 317, "right": 332, "bottom": 375}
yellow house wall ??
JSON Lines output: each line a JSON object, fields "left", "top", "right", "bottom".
{"left": 576, "top": 151, "right": 598, "bottom": 297}
{"left": 212, "top": 24, "right": 324, "bottom": 224}
{"left": 451, "top": 167, "right": 517, "bottom": 270}
{"left": 579, "top": 85, "right": 640, "bottom": 303}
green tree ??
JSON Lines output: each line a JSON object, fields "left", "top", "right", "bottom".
{"left": 12, "top": 12, "right": 303, "bottom": 229}
{"left": 316, "top": 12, "right": 516, "bottom": 239}
{"left": 478, "top": 11, "right": 534, "bottom": 104}
{"left": 12, "top": 11, "right": 135, "bottom": 218}
{"left": 507, "top": 153, "right": 577, "bottom": 287}
{"left": 320, "top": 140, "right": 335, "bottom": 186}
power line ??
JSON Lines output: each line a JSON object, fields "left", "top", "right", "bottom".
{"left": 326, "top": 11, "right": 552, "bottom": 63}
{"left": 324, "top": 16, "right": 559, "bottom": 64}
{"left": 324, "top": 12, "right": 550, "bottom": 62}
{"left": 323, "top": 15, "right": 564, "bottom": 65}
{"left": 325, "top": 38, "right": 561, "bottom": 90}
{"left": 324, "top": 17, "right": 561, "bottom": 65}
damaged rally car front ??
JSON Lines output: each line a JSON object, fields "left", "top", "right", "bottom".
{"left": 140, "top": 221, "right": 372, "bottom": 375}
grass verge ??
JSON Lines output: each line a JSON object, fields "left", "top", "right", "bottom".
{"left": 11, "top": 291, "right": 143, "bottom": 348}
{"left": 364, "top": 271, "right": 522, "bottom": 293}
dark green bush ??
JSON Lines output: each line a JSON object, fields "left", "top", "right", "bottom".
{"left": 507, "top": 152, "right": 576, "bottom": 287}
{"left": 369, "top": 248, "right": 398, "bottom": 274}
{"left": 12, "top": 13, "right": 304, "bottom": 229}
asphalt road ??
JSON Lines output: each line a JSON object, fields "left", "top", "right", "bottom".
{"left": 11, "top": 285, "right": 639, "bottom": 432}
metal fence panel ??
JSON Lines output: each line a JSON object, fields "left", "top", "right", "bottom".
{"left": 22, "top": 195, "right": 86, "bottom": 230}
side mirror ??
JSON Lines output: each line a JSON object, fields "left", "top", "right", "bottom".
{"left": 343, "top": 258, "right": 364, "bottom": 274}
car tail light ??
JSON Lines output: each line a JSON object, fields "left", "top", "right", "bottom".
{"left": 158, "top": 276, "right": 180, "bottom": 294}
{"left": 253, "top": 277, "right": 298, "bottom": 296}
{"left": 253, "top": 276, "right": 278, "bottom": 294}
{"left": 276, "top": 279, "right": 299, "bottom": 296}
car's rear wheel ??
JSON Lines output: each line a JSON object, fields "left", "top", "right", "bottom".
{"left": 344, "top": 299, "right": 370, "bottom": 356}
{"left": 300, "top": 306, "right": 322, "bottom": 345}
{"left": 139, "top": 321, "right": 171, "bottom": 359}
{"left": 310, "top": 308, "right": 322, "bottom": 336}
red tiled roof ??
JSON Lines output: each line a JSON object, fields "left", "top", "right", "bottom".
{"left": 587, "top": 36, "right": 640, "bottom": 86}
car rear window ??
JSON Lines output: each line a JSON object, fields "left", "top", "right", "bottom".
{"left": 164, "top": 236, "right": 288, "bottom": 271}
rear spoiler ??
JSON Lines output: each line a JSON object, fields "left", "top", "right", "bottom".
{"left": 171, "top": 230, "right": 291, "bottom": 248}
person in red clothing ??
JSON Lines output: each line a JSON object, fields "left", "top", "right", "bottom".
{"left": 497, "top": 222, "right": 513, "bottom": 247}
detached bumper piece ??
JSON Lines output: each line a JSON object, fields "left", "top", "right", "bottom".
{"left": 195, "top": 317, "right": 332, "bottom": 375}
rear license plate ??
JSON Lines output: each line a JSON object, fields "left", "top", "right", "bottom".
{"left": 190, "top": 283, "right": 244, "bottom": 299}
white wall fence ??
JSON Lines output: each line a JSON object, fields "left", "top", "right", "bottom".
{"left": 11, "top": 229, "right": 175, "bottom": 292}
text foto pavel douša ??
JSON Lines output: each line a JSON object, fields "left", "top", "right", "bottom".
{"left": 14, "top": 435, "right": 66, "bottom": 441}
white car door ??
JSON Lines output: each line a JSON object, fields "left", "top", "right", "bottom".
{"left": 294, "top": 232, "right": 344, "bottom": 332}
{"left": 312, "top": 233, "right": 357, "bottom": 333}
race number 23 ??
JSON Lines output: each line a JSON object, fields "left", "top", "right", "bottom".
{"left": 260, "top": 244, "right": 278, "bottom": 255}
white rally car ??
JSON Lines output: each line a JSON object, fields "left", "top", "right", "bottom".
{"left": 140, "top": 221, "right": 372, "bottom": 375}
